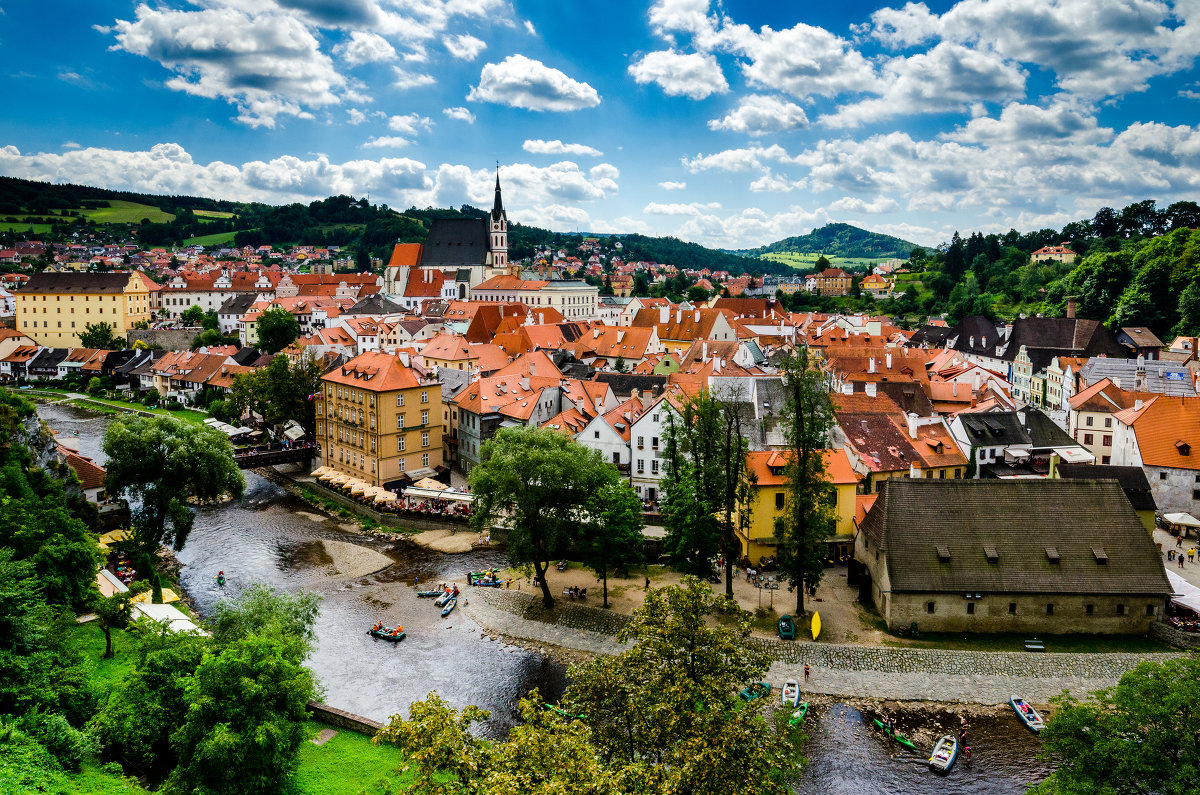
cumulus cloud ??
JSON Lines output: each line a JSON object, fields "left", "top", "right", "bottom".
{"left": 109, "top": 4, "right": 346, "bottom": 128}
{"left": 942, "top": 97, "right": 1113, "bottom": 146}
{"left": 708, "top": 95, "right": 808, "bottom": 136}
{"left": 827, "top": 196, "right": 901, "bottom": 213}
{"left": 523, "top": 139, "right": 603, "bottom": 157}
{"left": 346, "top": 108, "right": 367, "bottom": 125}
{"left": 467, "top": 55, "right": 600, "bottom": 111}
{"left": 362, "top": 136, "right": 411, "bottom": 148}
{"left": 628, "top": 49, "right": 728, "bottom": 99}
{"left": 658, "top": 180, "right": 687, "bottom": 190}
{"left": 443, "top": 33, "right": 486, "bottom": 60}
{"left": 737, "top": 23, "right": 878, "bottom": 100}
{"left": 334, "top": 31, "right": 396, "bottom": 65}
{"left": 442, "top": 106, "right": 476, "bottom": 123}
{"left": 393, "top": 66, "right": 435, "bottom": 89}
{"left": 644, "top": 201, "right": 721, "bottom": 215}
{"left": 682, "top": 144, "right": 797, "bottom": 173}
{"left": 388, "top": 113, "right": 433, "bottom": 136}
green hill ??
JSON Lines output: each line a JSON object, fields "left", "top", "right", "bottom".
{"left": 744, "top": 222, "right": 919, "bottom": 260}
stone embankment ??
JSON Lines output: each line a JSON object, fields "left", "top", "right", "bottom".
{"left": 461, "top": 588, "right": 1183, "bottom": 706}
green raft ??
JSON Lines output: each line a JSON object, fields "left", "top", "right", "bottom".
{"left": 873, "top": 718, "right": 920, "bottom": 752}
{"left": 543, "top": 703, "right": 587, "bottom": 720}
{"left": 789, "top": 702, "right": 809, "bottom": 726}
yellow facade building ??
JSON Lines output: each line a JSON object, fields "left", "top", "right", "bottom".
{"left": 16, "top": 272, "right": 153, "bottom": 347}
{"left": 316, "top": 352, "right": 443, "bottom": 488}
{"left": 737, "top": 448, "right": 862, "bottom": 563}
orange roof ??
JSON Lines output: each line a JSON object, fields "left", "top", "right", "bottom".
{"left": 1123, "top": 395, "right": 1200, "bottom": 468}
{"left": 421, "top": 333, "right": 472, "bottom": 361}
{"left": 321, "top": 352, "right": 422, "bottom": 392}
{"left": 61, "top": 449, "right": 106, "bottom": 491}
{"left": 388, "top": 243, "right": 424, "bottom": 268}
{"left": 474, "top": 275, "right": 550, "bottom": 291}
{"left": 854, "top": 494, "right": 878, "bottom": 527}
{"left": 745, "top": 448, "right": 860, "bottom": 488}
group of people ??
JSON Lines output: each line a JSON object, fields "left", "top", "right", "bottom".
{"left": 110, "top": 551, "right": 137, "bottom": 585}
{"left": 563, "top": 586, "right": 588, "bottom": 600}
{"left": 371, "top": 620, "right": 403, "bottom": 637}
{"left": 374, "top": 495, "right": 473, "bottom": 519}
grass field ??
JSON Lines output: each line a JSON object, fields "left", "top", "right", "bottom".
{"left": 759, "top": 251, "right": 896, "bottom": 272}
{"left": 294, "top": 722, "right": 415, "bottom": 795}
{"left": 81, "top": 200, "right": 174, "bottom": 224}
{"left": 28, "top": 389, "right": 209, "bottom": 424}
{"left": 192, "top": 209, "right": 234, "bottom": 219}
{"left": 0, "top": 221, "right": 53, "bottom": 233}
{"left": 184, "top": 230, "right": 239, "bottom": 246}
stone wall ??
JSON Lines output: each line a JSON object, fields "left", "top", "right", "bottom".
{"left": 1149, "top": 620, "right": 1200, "bottom": 649}
{"left": 302, "top": 478, "right": 472, "bottom": 533}
{"left": 126, "top": 328, "right": 201, "bottom": 351}
{"left": 885, "top": 592, "right": 1163, "bottom": 634}
{"left": 306, "top": 701, "right": 383, "bottom": 735}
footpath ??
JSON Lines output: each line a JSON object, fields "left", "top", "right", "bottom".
{"left": 461, "top": 588, "right": 1184, "bottom": 706}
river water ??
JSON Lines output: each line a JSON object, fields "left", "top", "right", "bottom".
{"left": 42, "top": 402, "right": 1052, "bottom": 793}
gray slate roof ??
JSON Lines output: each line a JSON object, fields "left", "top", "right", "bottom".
{"left": 860, "top": 479, "right": 1171, "bottom": 596}
{"left": 1080, "top": 357, "right": 1196, "bottom": 397}
{"left": 421, "top": 218, "right": 489, "bottom": 267}
{"left": 1055, "top": 463, "right": 1157, "bottom": 512}
{"left": 23, "top": 272, "right": 132, "bottom": 293}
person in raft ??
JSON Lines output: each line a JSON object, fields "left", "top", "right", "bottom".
{"left": 372, "top": 621, "right": 383, "bottom": 632}
{"left": 390, "top": 626, "right": 403, "bottom": 636}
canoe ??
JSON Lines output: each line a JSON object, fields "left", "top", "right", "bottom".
{"left": 434, "top": 590, "right": 455, "bottom": 607}
{"left": 778, "top": 614, "right": 796, "bottom": 640}
{"left": 738, "top": 681, "right": 771, "bottom": 702}
{"left": 416, "top": 589, "right": 443, "bottom": 598}
{"left": 789, "top": 702, "right": 809, "bottom": 726}
{"left": 367, "top": 627, "right": 406, "bottom": 642}
{"left": 872, "top": 718, "right": 920, "bottom": 752}
{"left": 929, "top": 734, "right": 958, "bottom": 773}
{"left": 1010, "top": 696, "right": 1045, "bottom": 732}
{"left": 543, "top": 703, "right": 587, "bottom": 720}
{"left": 781, "top": 679, "right": 800, "bottom": 707}
{"left": 441, "top": 596, "right": 457, "bottom": 617}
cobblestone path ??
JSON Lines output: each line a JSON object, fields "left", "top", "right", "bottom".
{"left": 462, "top": 589, "right": 1183, "bottom": 705}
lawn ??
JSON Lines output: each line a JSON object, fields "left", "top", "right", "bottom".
{"left": 28, "top": 388, "right": 209, "bottom": 424}
{"left": 0, "top": 221, "right": 53, "bottom": 233}
{"left": 81, "top": 200, "right": 174, "bottom": 225}
{"left": 294, "top": 721, "right": 415, "bottom": 795}
{"left": 758, "top": 252, "right": 893, "bottom": 272}
{"left": 192, "top": 209, "right": 235, "bottom": 219}
{"left": 64, "top": 621, "right": 141, "bottom": 690}
{"left": 184, "top": 230, "right": 239, "bottom": 246}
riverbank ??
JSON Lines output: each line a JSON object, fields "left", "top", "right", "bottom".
{"left": 461, "top": 587, "right": 1183, "bottom": 707}
{"left": 26, "top": 389, "right": 209, "bottom": 424}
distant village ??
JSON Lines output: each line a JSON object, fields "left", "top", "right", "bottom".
{"left": 2, "top": 178, "right": 1195, "bottom": 643}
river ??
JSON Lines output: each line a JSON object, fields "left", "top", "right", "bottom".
{"left": 41, "top": 402, "right": 1053, "bottom": 793}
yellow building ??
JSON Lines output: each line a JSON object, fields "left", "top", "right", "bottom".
{"left": 737, "top": 448, "right": 862, "bottom": 563}
{"left": 316, "top": 352, "right": 443, "bottom": 488}
{"left": 16, "top": 272, "right": 153, "bottom": 346}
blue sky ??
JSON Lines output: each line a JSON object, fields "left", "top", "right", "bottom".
{"left": 2, "top": 0, "right": 1199, "bottom": 248}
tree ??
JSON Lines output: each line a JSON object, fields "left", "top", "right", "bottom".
{"left": 578, "top": 479, "right": 644, "bottom": 608}
{"left": 1032, "top": 655, "right": 1200, "bottom": 795}
{"left": 93, "top": 579, "right": 149, "bottom": 659}
{"left": 773, "top": 347, "right": 836, "bottom": 615}
{"left": 943, "top": 232, "right": 966, "bottom": 282}
{"left": 103, "top": 415, "right": 245, "bottom": 554}
{"left": 228, "top": 353, "right": 324, "bottom": 435}
{"left": 254, "top": 307, "right": 299, "bottom": 354}
{"left": 79, "top": 321, "right": 122, "bottom": 350}
{"left": 207, "top": 584, "right": 320, "bottom": 660}
{"left": 162, "top": 634, "right": 316, "bottom": 795}
{"left": 1177, "top": 280, "right": 1200, "bottom": 336}
{"left": 470, "top": 427, "right": 613, "bottom": 608}
{"left": 180, "top": 305, "right": 207, "bottom": 327}
{"left": 613, "top": 356, "right": 628, "bottom": 373}
{"left": 687, "top": 285, "right": 709, "bottom": 303}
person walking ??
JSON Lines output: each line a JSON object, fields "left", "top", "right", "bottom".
{"left": 645, "top": 575, "right": 651, "bottom": 590}
{"left": 1180, "top": 554, "right": 1186, "bottom": 569}
{"left": 804, "top": 664, "right": 810, "bottom": 682}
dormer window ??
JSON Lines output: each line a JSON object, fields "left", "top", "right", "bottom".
{"left": 1177, "top": 440, "right": 1191, "bottom": 456}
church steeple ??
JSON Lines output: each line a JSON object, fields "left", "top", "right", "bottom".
{"left": 488, "top": 164, "right": 508, "bottom": 272}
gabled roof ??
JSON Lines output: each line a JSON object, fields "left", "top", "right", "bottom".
{"left": 321, "top": 352, "right": 422, "bottom": 391}
{"left": 387, "top": 243, "right": 424, "bottom": 268}
{"left": 1055, "top": 463, "right": 1156, "bottom": 512}
{"left": 1121, "top": 395, "right": 1200, "bottom": 469}
{"left": 421, "top": 218, "right": 488, "bottom": 266}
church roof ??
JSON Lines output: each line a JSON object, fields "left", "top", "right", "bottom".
{"left": 421, "top": 218, "right": 489, "bottom": 267}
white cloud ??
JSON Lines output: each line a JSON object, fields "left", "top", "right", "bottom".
{"left": 392, "top": 67, "right": 435, "bottom": 89}
{"left": 388, "top": 113, "right": 433, "bottom": 136}
{"left": 669, "top": 205, "right": 833, "bottom": 249}
{"left": 708, "top": 95, "right": 808, "bottom": 136}
{"left": 658, "top": 180, "right": 687, "bottom": 190}
{"left": 443, "top": 33, "right": 486, "bottom": 61}
{"left": 109, "top": 4, "right": 346, "bottom": 128}
{"left": 827, "top": 196, "right": 901, "bottom": 214}
{"left": 334, "top": 31, "right": 397, "bottom": 66}
{"left": 863, "top": 2, "right": 940, "bottom": 48}
{"left": 523, "top": 20, "right": 537, "bottom": 36}
{"left": 749, "top": 172, "right": 800, "bottom": 192}
{"left": 442, "top": 106, "right": 476, "bottom": 123}
{"left": 63, "top": 141, "right": 81, "bottom": 149}
{"left": 468, "top": 55, "right": 600, "bottom": 111}
{"left": 628, "top": 50, "right": 727, "bottom": 100}
{"left": 362, "top": 136, "right": 411, "bottom": 148}
{"left": 523, "top": 139, "right": 603, "bottom": 157}
{"left": 346, "top": 108, "right": 367, "bottom": 125}
{"left": 737, "top": 23, "right": 878, "bottom": 100}
{"left": 942, "top": 97, "right": 1113, "bottom": 146}
{"left": 682, "top": 144, "right": 797, "bottom": 174}
{"left": 644, "top": 201, "right": 721, "bottom": 215}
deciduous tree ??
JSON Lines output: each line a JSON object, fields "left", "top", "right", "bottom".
{"left": 254, "top": 306, "right": 299, "bottom": 354}
{"left": 79, "top": 321, "right": 122, "bottom": 350}
{"left": 579, "top": 478, "right": 644, "bottom": 608}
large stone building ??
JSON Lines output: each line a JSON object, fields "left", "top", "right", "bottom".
{"left": 1111, "top": 395, "right": 1200, "bottom": 515}
{"left": 16, "top": 271, "right": 154, "bottom": 346}
{"left": 854, "top": 479, "right": 1171, "bottom": 634}
{"left": 316, "top": 352, "right": 443, "bottom": 489}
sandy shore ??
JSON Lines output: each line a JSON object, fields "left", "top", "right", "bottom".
{"left": 320, "top": 539, "right": 394, "bottom": 578}
{"left": 409, "top": 528, "right": 485, "bottom": 554}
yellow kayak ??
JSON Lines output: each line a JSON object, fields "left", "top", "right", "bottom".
{"left": 811, "top": 611, "right": 822, "bottom": 640}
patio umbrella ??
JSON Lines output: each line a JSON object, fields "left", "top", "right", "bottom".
{"left": 310, "top": 466, "right": 328, "bottom": 478}
{"left": 373, "top": 490, "right": 397, "bottom": 504}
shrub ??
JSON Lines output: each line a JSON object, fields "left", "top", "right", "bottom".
{"left": 19, "top": 712, "right": 96, "bottom": 773}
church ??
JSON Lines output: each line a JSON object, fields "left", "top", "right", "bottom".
{"left": 383, "top": 171, "right": 514, "bottom": 309}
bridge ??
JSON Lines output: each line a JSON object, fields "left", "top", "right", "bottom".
{"left": 232, "top": 444, "right": 319, "bottom": 470}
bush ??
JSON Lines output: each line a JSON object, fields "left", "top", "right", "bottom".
{"left": 87, "top": 377, "right": 104, "bottom": 396}
{"left": 19, "top": 712, "right": 96, "bottom": 773}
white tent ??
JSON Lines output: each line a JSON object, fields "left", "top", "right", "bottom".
{"left": 1166, "top": 569, "right": 1200, "bottom": 613}
{"left": 1164, "top": 512, "right": 1200, "bottom": 528}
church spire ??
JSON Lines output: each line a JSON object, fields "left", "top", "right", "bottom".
{"left": 492, "top": 163, "right": 504, "bottom": 218}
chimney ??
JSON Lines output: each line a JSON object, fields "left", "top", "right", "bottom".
{"left": 659, "top": 305, "right": 669, "bottom": 324}
{"left": 952, "top": 381, "right": 958, "bottom": 397}
{"left": 1134, "top": 398, "right": 1143, "bottom": 411}
{"left": 906, "top": 412, "right": 919, "bottom": 440}
{"left": 702, "top": 341, "right": 708, "bottom": 360}
{"left": 1066, "top": 297, "right": 1077, "bottom": 319}
{"left": 538, "top": 312, "right": 544, "bottom": 324}
{"left": 676, "top": 309, "right": 682, "bottom": 323}
{"left": 970, "top": 335, "right": 975, "bottom": 348}
{"left": 868, "top": 357, "right": 876, "bottom": 373}
{"left": 694, "top": 310, "right": 700, "bottom": 322}
{"left": 865, "top": 382, "right": 877, "bottom": 397}
{"left": 885, "top": 351, "right": 892, "bottom": 369}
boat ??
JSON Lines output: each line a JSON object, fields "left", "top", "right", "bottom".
{"left": 789, "top": 702, "right": 809, "bottom": 726}
{"left": 1010, "top": 696, "right": 1045, "bottom": 732}
{"left": 434, "top": 590, "right": 455, "bottom": 607}
{"left": 738, "top": 682, "right": 771, "bottom": 701}
{"left": 216, "top": 575, "right": 225, "bottom": 586}
{"left": 367, "top": 626, "right": 406, "bottom": 642}
{"left": 781, "top": 679, "right": 800, "bottom": 707}
{"left": 811, "top": 610, "right": 822, "bottom": 640}
{"left": 928, "top": 735, "right": 958, "bottom": 773}
{"left": 778, "top": 614, "right": 796, "bottom": 640}
{"left": 872, "top": 718, "right": 920, "bottom": 752}
{"left": 416, "top": 589, "right": 443, "bottom": 598}
{"left": 543, "top": 703, "right": 587, "bottom": 720}
{"left": 441, "top": 596, "right": 457, "bottom": 617}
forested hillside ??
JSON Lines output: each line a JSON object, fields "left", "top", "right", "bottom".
{"left": 745, "top": 222, "right": 917, "bottom": 259}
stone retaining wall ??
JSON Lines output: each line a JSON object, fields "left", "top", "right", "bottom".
{"left": 306, "top": 701, "right": 383, "bottom": 735}
{"left": 1149, "top": 620, "right": 1200, "bottom": 649}
{"left": 295, "top": 477, "right": 471, "bottom": 533}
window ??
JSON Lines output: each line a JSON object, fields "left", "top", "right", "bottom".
{"left": 776, "top": 492, "right": 785, "bottom": 509}
{"left": 396, "top": 394, "right": 404, "bottom": 407}
{"left": 421, "top": 410, "right": 429, "bottom": 425}
{"left": 397, "top": 415, "right": 405, "bottom": 429}
{"left": 939, "top": 469, "right": 946, "bottom": 479}
{"left": 926, "top": 601, "right": 935, "bottom": 614}
{"left": 422, "top": 432, "right": 429, "bottom": 447}
{"left": 1146, "top": 604, "right": 1156, "bottom": 616}
{"left": 594, "top": 431, "right": 600, "bottom": 439}
{"left": 1193, "top": 489, "right": 1200, "bottom": 501}
{"left": 420, "top": 390, "right": 428, "bottom": 403}
{"left": 1104, "top": 417, "right": 1112, "bottom": 428}
{"left": 399, "top": 438, "right": 405, "bottom": 451}
{"left": 1046, "top": 603, "right": 1054, "bottom": 615}
{"left": 651, "top": 460, "right": 659, "bottom": 474}
{"left": 636, "top": 459, "right": 644, "bottom": 474}
{"left": 370, "top": 437, "right": 376, "bottom": 452}
{"left": 370, "top": 414, "right": 376, "bottom": 429}
{"left": 925, "top": 470, "right": 933, "bottom": 479}
{"left": 1116, "top": 604, "right": 1125, "bottom": 615}
{"left": 1086, "top": 603, "right": 1094, "bottom": 615}
{"left": 1009, "top": 602, "right": 1017, "bottom": 615}
{"left": 422, "top": 453, "right": 430, "bottom": 467}
{"left": 652, "top": 413, "right": 659, "bottom": 422}
{"left": 1161, "top": 472, "right": 1168, "bottom": 480}
{"left": 637, "top": 436, "right": 644, "bottom": 449}
{"left": 1086, "top": 416, "right": 1093, "bottom": 426}
{"left": 651, "top": 436, "right": 659, "bottom": 449}
{"left": 1102, "top": 435, "right": 1111, "bottom": 446}
{"left": 966, "top": 603, "right": 975, "bottom": 615}
{"left": 399, "top": 458, "right": 405, "bottom": 472}
{"left": 1083, "top": 433, "right": 1094, "bottom": 445}
{"left": 954, "top": 468, "right": 961, "bottom": 478}
{"left": 1102, "top": 456, "right": 1111, "bottom": 464}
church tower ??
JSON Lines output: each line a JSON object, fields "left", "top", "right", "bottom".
{"left": 488, "top": 167, "right": 508, "bottom": 273}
